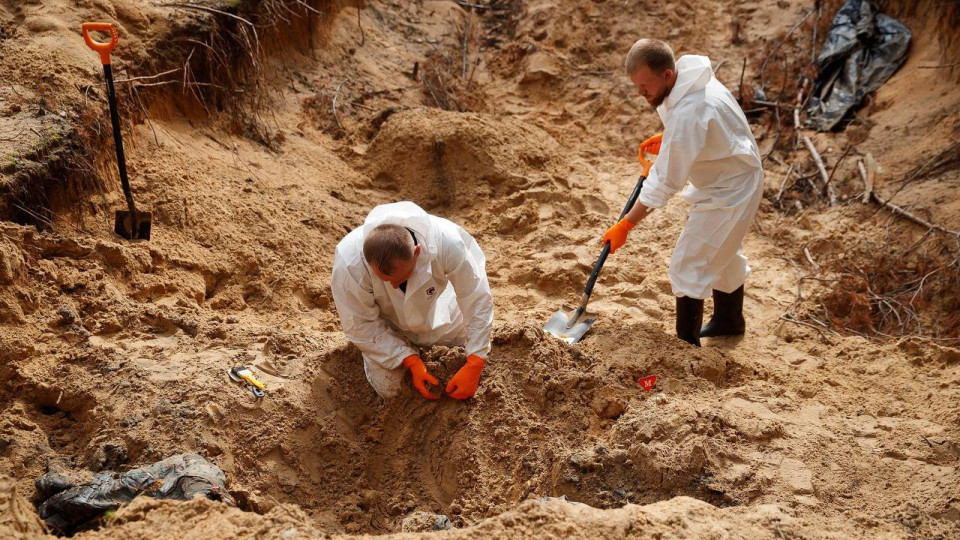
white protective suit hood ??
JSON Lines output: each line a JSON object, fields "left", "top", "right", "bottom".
{"left": 660, "top": 55, "right": 713, "bottom": 114}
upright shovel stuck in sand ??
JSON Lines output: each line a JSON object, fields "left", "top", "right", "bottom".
{"left": 543, "top": 145, "right": 656, "bottom": 344}
{"left": 82, "top": 22, "right": 151, "bottom": 240}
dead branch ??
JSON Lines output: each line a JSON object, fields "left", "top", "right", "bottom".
{"left": 803, "top": 245, "right": 819, "bottom": 269}
{"left": 451, "top": 0, "right": 501, "bottom": 10}
{"left": 296, "top": 0, "right": 323, "bottom": 16}
{"left": 0, "top": 129, "right": 26, "bottom": 141}
{"left": 882, "top": 140, "right": 960, "bottom": 204}
{"left": 857, "top": 155, "right": 875, "bottom": 203}
{"left": 917, "top": 62, "right": 960, "bottom": 69}
{"left": 792, "top": 79, "right": 806, "bottom": 150}
{"left": 801, "top": 135, "right": 837, "bottom": 204}
{"left": 855, "top": 159, "right": 959, "bottom": 236}
{"left": 461, "top": 7, "right": 472, "bottom": 80}
{"left": 825, "top": 143, "right": 853, "bottom": 189}
{"left": 775, "top": 163, "right": 793, "bottom": 204}
{"left": 780, "top": 313, "right": 837, "bottom": 345}
{"left": 160, "top": 3, "right": 260, "bottom": 53}
{"left": 355, "top": 0, "right": 364, "bottom": 46}
{"left": 738, "top": 58, "right": 746, "bottom": 101}
{"left": 752, "top": 99, "right": 788, "bottom": 109}
{"left": 467, "top": 57, "right": 480, "bottom": 89}
{"left": 869, "top": 196, "right": 958, "bottom": 237}
{"left": 11, "top": 202, "right": 55, "bottom": 230}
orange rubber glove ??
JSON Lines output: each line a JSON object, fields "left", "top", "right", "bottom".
{"left": 445, "top": 354, "right": 486, "bottom": 400}
{"left": 601, "top": 218, "right": 636, "bottom": 255}
{"left": 640, "top": 132, "right": 662, "bottom": 156}
{"left": 403, "top": 354, "right": 439, "bottom": 400}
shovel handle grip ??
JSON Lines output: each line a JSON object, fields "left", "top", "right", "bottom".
{"left": 82, "top": 22, "right": 118, "bottom": 65}
{"left": 638, "top": 146, "right": 656, "bottom": 177}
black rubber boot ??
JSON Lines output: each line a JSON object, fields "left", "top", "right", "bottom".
{"left": 676, "top": 296, "right": 703, "bottom": 347}
{"left": 700, "top": 285, "right": 745, "bottom": 337}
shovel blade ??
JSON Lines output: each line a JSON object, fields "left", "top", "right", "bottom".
{"left": 115, "top": 210, "right": 152, "bottom": 240}
{"left": 543, "top": 306, "right": 598, "bottom": 344}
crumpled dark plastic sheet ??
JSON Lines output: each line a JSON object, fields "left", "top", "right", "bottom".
{"left": 806, "top": 0, "right": 911, "bottom": 131}
{"left": 37, "top": 453, "right": 236, "bottom": 533}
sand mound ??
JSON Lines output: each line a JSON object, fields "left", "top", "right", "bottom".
{"left": 365, "top": 108, "right": 562, "bottom": 211}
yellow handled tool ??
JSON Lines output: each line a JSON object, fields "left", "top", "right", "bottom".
{"left": 229, "top": 366, "right": 265, "bottom": 398}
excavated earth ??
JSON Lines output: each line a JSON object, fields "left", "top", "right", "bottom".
{"left": 1, "top": 0, "right": 959, "bottom": 539}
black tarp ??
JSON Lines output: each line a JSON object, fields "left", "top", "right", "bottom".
{"left": 806, "top": 0, "right": 911, "bottom": 131}
{"left": 37, "top": 453, "right": 235, "bottom": 534}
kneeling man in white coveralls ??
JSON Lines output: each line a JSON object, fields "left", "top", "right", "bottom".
{"left": 331, "top": 201, "right": 494, "bottom": 400}
{"left": 602, "top": 38, "right": 763, "bottom": 347}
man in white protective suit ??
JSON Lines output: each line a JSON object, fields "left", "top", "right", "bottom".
{"left": 601, "top": 38, "right": 763, "bottom": 347}
{"left": 331, "top": 201, "right": 494, "bottom": 400}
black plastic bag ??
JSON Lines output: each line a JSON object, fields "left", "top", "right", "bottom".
{"left": 806, "top": 0, "right": 910, "bottom": 131}
{"left": 37, "top": 453, "right": 235, "bottom": 534}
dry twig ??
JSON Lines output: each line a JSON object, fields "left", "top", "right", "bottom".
{"left": 780, "top": 313, "right": 837, "bottom": 345}
{"left": 461, "top": 6, "right": 472, "bottom": 80}
{"left": 332, "top": 78, "right": 348, "bottom": 130}
{"left": 856, "top": 161, "right": 960, "bottom": 237}
{"left": 355, "top": 0, "right": 364, "bottom": 46}
{"left": 825, "top": 143, "right": 854, "bottom": 190}
{"left": 801, "top": 136, "right": 837, "bottom": 204}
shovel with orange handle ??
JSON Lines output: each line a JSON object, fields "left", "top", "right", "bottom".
{"left": 82, "top": 22, "right": 151, "bottom": 240}
{"left": 542, "top": 136, "right": 659, "bottom": 344}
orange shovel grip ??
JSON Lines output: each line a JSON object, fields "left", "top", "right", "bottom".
{"left": 638, "top": 146, "right": 654, "bottom": 177}
{"left": 82, "top": 22, "right": 118, "bottom": 65}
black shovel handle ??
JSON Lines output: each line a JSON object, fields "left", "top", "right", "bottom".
{"left": 582, "top": 174, "right": 646, "bottom": 299}
{"left": 84, "top": 23, "right": 139, "bottom": 223}
{"left": 103, "top": 63, "right": 138, "bottom": 220}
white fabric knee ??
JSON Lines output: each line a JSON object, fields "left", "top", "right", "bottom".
{"left": 362, "top": 356, "right": 407, "bottom": 399}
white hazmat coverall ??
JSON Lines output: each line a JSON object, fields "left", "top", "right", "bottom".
{"left": 330, "top": 202, "right": 494, "bottom": 398}
{"left": 639, "top": 54, "right": 764, "bottom": 300}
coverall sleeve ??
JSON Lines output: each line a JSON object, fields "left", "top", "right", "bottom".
{"left": 638, "top": 103, "right": 711, "bottom": 209}
{"left": 439, "top": 233, "right": 494, "bottom": 359}
{"left": 330, "top": 264, "right": 416, "bottom": 370}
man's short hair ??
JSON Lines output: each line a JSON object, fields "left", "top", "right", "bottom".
{"left": 363, "top": 224, "right": 415, "bottom": 275}
{"left": 625, "top": 38, "right": 676, "bottom": 76}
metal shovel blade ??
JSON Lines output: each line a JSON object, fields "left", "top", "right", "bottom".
{"left": 114, "top": 210, "right": 152, "bottom": 240}
{"left": 543, "top": 306, "right": 598, "bottom": 344}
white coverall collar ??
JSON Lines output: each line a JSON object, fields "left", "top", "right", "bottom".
{"left": 658, "top": 54, "right": 714, "bottom": 115}
{"left": 360, "top": 201, "right": 437, "bottom": 294}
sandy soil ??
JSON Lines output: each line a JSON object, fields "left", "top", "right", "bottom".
{"left": 1, "top": 0, "right": 959, "bottom": 539}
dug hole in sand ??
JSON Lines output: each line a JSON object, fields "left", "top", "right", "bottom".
{"left": 1, "top": 0, "right": 959, "bottom": 539}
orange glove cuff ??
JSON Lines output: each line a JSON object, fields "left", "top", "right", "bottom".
{"left": 445, "top": 355, "right": 486, "bottom": 400}
{"left": 602, "top": 218, "right": 635, "bottom": 255}
{"left": 466, "top": 354, "right": 486, "bottom": 368}
{"left": 402, "top": 354, "right": 421, "bottom": 368}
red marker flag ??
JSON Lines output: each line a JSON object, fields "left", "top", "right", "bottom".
{"left": 638, "top": 375, "right": 657, "bottom": 392}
